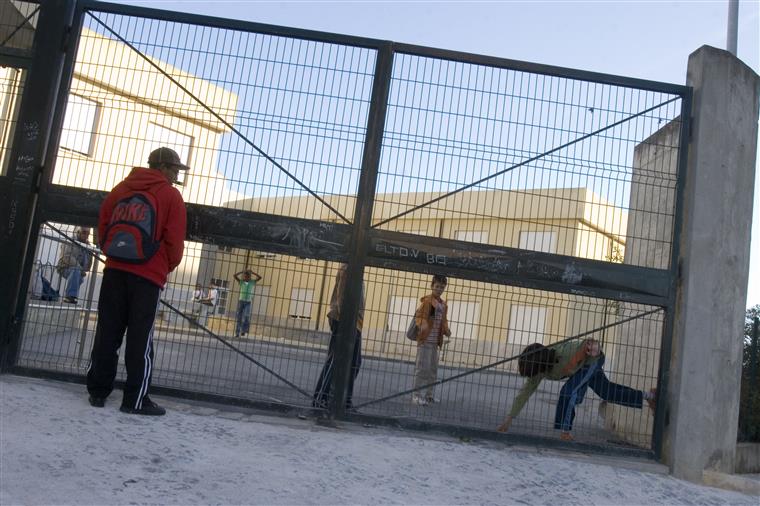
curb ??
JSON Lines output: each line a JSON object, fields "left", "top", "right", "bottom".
{"left": 702, "top": 470, "right": 760, "bottom": 496}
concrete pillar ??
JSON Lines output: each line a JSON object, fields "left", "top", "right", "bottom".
{"left": 603, "top": 119, "right": 680, "bottom": 447}
{"left": 664, "top": 46, "right": 759, "bottom": 480}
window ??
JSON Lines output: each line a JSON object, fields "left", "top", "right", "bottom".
{"left": 519, "top": 231, "right": 557, "bottom": 254}
{"left": 448, "top": 301, "right": 480, "bottom": 340}
{"left": 145, "top": 122, "right": 193, "bottom": 185}
{"left": 386, "top": 296, "right": 418, "bottom": 332}
{"left": 60, "top": 94, "right": 99, "bottom": 156}
{"left": 455, "top": 230, "right": 488, "bottom": 244}
{"left": 0, "top": 67, "right": 23, "bottom": 175}
{"left": 289, "top": 288, "right": 314, "bottom": 319}
{"left": 507, "top": 305, "right": 548, "bottom": 346}
{"left": 210, "top": 278, "right": 229, "bottom": 315}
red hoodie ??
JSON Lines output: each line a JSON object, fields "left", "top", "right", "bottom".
{"left": 98, "top": 167, "right": 186, "bottom": 288}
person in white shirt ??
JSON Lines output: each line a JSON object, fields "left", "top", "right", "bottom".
{"left": 197, "top": 282, "right": 218, "bottom": 327}
{"left": 190, "top": 283, "right": 204, "bottom": 324}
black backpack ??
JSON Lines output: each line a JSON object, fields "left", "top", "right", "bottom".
{"left": 101, "top": 192, "right": 160, "bottom": 263}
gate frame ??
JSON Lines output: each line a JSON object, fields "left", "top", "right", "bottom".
{"left": 0, "top": 0, "right": 692, "bottom": 460}
{"left": 0, "top": 0, "right": 76, "bottom": 369}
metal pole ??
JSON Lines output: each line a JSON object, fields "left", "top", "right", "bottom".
{"left": 0, "top": 0, "right": 77, "bottom": 371}
{"left": 315, "top": 260, "right": 329, "bottom": 331}
{"left": 652, "top": 88, "right": 693, "bottom": 461}
{"left": 76, "top": 253, "right": 100, "bottom": 365}
{"left": 328, "top": 43, "right": 394, "bottom": 417}
{"left": 750, "top": 316, "right": 759, "bottom": 388}
{"left": 727, "top": 0, "right": 739, "bottom": 56}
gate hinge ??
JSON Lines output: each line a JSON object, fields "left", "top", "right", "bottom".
{"left": 687, "top": 116, "right": 694, "bottom": 142}
{"left": 61, "top": 25, "right": 72, "bottom": 53}
{"left": 33, "top": 165, "right": 44, "bottom": 192}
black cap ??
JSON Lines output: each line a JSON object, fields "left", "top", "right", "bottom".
{"left": 148, "top": 147, "right": 189, "bottom": 171}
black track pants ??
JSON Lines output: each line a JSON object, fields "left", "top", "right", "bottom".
{"left": 86, "top": 268, "right": 160, "bottom": 409}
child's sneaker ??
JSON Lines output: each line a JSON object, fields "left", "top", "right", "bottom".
{"left": 646, "top": 388, "right": 657, "bottom": 414}
{"left": 559, "top": 431, "right": 574, "bottom": 442}
{"left": 411, "top": 394, "right": 428, "bottom": 406}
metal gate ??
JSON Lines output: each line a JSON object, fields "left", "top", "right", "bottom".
{"left": 0, "top": 0, "right": 691, "bottom": 458}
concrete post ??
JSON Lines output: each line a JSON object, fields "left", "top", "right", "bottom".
{"left": 664, "top": 46, "right": 760, "bottom": 480}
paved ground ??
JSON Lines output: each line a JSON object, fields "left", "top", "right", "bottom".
{"left": 1, "top": 374, "right": 756, "bottom": 505}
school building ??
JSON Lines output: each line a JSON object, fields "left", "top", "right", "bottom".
{"left": 199, "top": 187, "right": 628, "bottom": 373}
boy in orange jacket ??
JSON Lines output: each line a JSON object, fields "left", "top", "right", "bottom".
{"left": 410, "top": 274, "right": 451, "bottom": 406}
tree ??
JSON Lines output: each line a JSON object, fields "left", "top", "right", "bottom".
{"left": 739, "top": 304, "right": 760, "bottom": 442}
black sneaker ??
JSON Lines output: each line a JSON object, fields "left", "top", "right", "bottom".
{"left": 312, "top": 399, "right": 328, "bottom": 410}
{"left": 88, "top": 396, "right": 105, "bottom": 408}
{"left": 120, "top": 397, "right": 166, "bottom": 416}
{"left": 63, "top": 296, "right": 78, "bottom": 304}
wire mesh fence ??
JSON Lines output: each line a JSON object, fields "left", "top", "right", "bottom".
{"left": 50, "top": 9, "right": 376, "bottom": 224}
{"left": 0, "top": 64, "right": 24, "bottom": 176}
{"left": 5, "top": 1, "right": 691, "bottom": 455}
{"left": 356, "top": 267, "right": 662, "bottom": 448}
{"left": 374, "top": 52, "right": 683, "bottom": 270}
{"left": 18, "top": 222, "right": 663, "bottom": 448}
{"left": 0, "top": 0, "right": 38, "bottom": 52}
{"left": 19, "top": 222, "right": 341, "bottom": 407}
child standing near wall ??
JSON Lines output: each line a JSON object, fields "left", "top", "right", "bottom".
{"left": 411, "top": 274, "right": 451, "bottom": 406}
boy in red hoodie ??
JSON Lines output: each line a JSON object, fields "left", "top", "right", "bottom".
{"left": 86, "top": 147, "right": 187, "bottom": 416}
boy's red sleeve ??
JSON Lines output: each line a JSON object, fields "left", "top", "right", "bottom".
{"left": 163, "top": 190, "right": 187, "bottom": 272}
{"left": 97, "top": 192, "right": 116, "bottom": 248}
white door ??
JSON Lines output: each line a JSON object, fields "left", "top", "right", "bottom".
{"left": 386, "top": 296, "right": 418, "bottom": 332}
{"left": 507, "top": 305, "right": 548, "bottom": 346}
{"left": 448, "top": 301, "right": 480, "bottom": 340}
{"left": 289, "top": 288, "right": 314, "bottom": 319}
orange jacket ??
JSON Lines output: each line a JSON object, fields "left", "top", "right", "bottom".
{"left": 414, "top": 294, "right": 450, "bottom": 347}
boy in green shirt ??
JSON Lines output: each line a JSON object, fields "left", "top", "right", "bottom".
{"left": 497, "top": 339, "right": 656, "bottom": 441}
{"left": 233, "top": 269, "right": 262, "bottom": 337}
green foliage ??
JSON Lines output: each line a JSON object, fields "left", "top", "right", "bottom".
{"left": 739, "top": 305, "right": 760, "bottom": 442}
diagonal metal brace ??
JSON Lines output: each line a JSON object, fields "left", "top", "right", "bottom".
{"left": 0, "top": 5, "right": 40, "bottom": 48}
{"left": 354, "top": 307, "right": 662, "bottom": 409}
{"left": 44, "top": 222, "right": 313, "bottom": 400}
{"left": 87, "top": 12, "right": 351, "bottom": 225}
{"left": 373, "top": 96, "right": 680, "bottom": 228}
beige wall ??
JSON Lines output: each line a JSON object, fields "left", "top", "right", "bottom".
{"left": 206, "top": 187, "right": 628, "bottom": 371}
{"left": 52, "top": 29, "right": 239, "bottom": 205}
{"left": 46, "top": 29, "right": 240, "bottom": 289}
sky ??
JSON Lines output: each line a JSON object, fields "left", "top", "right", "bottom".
{"left": 109, "top": 0, "right": 760, "bottom": 310}
{"left": 3, "top": 374, "right": 757, "bottom": 504}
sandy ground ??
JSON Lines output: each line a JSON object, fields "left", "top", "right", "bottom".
{"left": 0, "top": 375, "right": 755, "bottom": 505}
